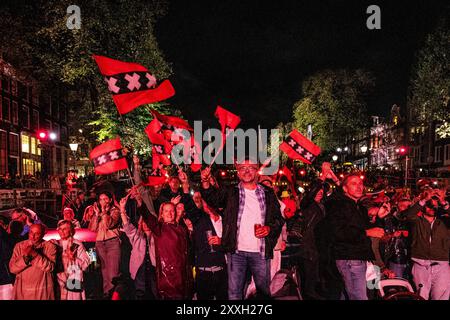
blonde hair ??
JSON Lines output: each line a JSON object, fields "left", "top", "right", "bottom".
{"left": 158, "top": 202, "right": 175, "bottom": 222}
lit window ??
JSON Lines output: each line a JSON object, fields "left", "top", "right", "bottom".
{"left": 21, "top": 134, "right": 30, "bottom": 153}
{"left": 37, "top": 139, "right": 41, "bottom": 156}
{"left": 30, "top": 137, "right": 37, "bottom": 155}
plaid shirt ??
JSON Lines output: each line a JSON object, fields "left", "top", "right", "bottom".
{"left": 236, "top": 183, "right": 267, "bottom": 257}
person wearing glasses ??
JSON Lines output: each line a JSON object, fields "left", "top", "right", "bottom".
{"left": 200, "top": 157, "right": 283, "bottom": 300}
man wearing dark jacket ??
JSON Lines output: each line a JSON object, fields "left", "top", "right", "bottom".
{"left": 298, "top": 177, "right": 329, "bottom": 299}
{"left": 200, "top": 158, "right": 283, "bottom": 300}
{"left": 192, "top": 200, "right": 228, "bottom": 300}
{"left": 326, "top": 174, "right": 384, "bottom": 300}
{"left": 396, "top": 190, "right": 450, "bottom": 300}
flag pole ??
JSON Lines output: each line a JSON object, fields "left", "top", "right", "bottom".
{"left": 208, "top": 130, "right": 232, "bottom": 169}
{"left": 117, "top": 112, "right": 136, "bottom": 187}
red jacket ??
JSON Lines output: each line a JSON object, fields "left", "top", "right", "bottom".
{"left": 146, "top": 214, "right": 192, "bottom": 299}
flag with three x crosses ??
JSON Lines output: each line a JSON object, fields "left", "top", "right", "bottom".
{"left": 90, "top": 138, "right": 128, "bottom": 175}
{"left": 280, "top": 129, "right": 321, "bottom": 165}
{"left": 93, "top": 55, "right": 175, "bottom": 114}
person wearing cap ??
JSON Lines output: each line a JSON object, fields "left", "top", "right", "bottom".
{"left": 200, "top": 157, "right": 283, "bottom": 300}
{"left": 396, "top": 189, "right": 450, "bottom": 300}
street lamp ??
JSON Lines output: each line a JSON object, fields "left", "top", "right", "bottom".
{"left": 336, "top": 147, "right": 342, "bottom": 153}
{"left": 344, "top": 146, "right": 348, "bottom": 152}
{"left": 360, "top": 145, "right": 368, "bottom": 170}
{"left": 332, "top": 155, "right": 338, "bottom": 161}
{"left": 69, "top": 143, "right": 79, "bottom": 170}
{"left": 49, "top": 132, "right": 57, "bottom": 141}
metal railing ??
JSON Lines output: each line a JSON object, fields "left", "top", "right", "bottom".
{"left": 0, "top": 188, "right": 78, "bottom": 227}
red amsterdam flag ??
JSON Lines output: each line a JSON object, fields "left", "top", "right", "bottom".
{"left": 146, "top": 167, "right": 168, "bottom": 186}
{"left": 280, "top": 165, "right": 293, "bottom": 184}
{"left": 93, "top": 55, "right": 175, "bottom": 115}
{"left": 151, "top": 110, "right": 192, "bottom": 131}
{"left": 215, "top": 106, "right": 241, "bottom": 133}
{"left": 145, "top": 118, "right": 172, "bottom": 154}
{"left": 90, "top": 138, "right": 128, "bottom": 175}
{"left": 178, "top": 135, "right": 202, "bottom": 172}
{"left": 280, "top": 129, "right": 321, "bottom": 164}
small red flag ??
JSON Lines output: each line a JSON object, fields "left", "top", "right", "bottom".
{"left": 146, "top": 167, "right": 168, "bottom": 186}
{"left": 215, "top": 106, "right": 241, "bottom": 133}
{"left": 152, "top": 146, "right": 172, "bottom": 168}
{"left": 93, "top": 55, "right": 175, "bottom": 115}
{"left": 177, "top": 135, "right": 202, "bottom": 172}
{"left": 280, "top": 129, "right": 321, "bottom": 164}
{"left": 145, "top": 118, "right": 172, "bottom": 154}
{"left": 90, "top": 138, "right": 128, "bottom": 175}
{"left": 280, "top": 165, "right": 293, "bottom": 184}
{"left": 151, "top": 110, "right": 192, "bottom": 131}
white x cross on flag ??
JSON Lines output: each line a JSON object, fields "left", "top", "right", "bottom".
{"left": 304, "top": 152, "right": 313, "bottom": 160}
{"left": 296, "top": 146, "right": 304, "bottom": 154}
{"left": 125, "top": 73, "right": 141, "bottom": 91}
{"left": 105, "top": 77, "right": 120, "bottom": 93}
{"left": 97, "top": 155, "right": 107, "bottom": 165}
{"left": 109, "top": 151, "right": 119, "bottom": 160}
{"left": 288, "top": 138, "right": 296, "bottom": 147}
{"left": 146, "top": 73, "right": 157, "bottom": 88}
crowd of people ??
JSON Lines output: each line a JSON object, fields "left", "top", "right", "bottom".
{"left": 0, "top": 155, "right": 449, "bottom": 301}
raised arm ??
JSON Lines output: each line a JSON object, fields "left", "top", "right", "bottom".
{"left": 199, "top": 167, "right": 228, "bottom": 210}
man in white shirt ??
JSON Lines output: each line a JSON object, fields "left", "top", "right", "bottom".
{"left": 200, "top": 157, "right": 283, "bottom": 300}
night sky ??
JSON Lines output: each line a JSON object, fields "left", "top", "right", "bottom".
{"left": 156, "top": 0, "right": 447, "bottom": 129}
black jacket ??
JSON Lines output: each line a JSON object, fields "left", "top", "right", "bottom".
{"left": 192, "top": 214, "right": 227, "bottom": 268}
{"left": 298, "top": 179, "right": 327, "bottom": 261}
{"left": 158, "top": 187, "right": 196, "bottom": 213}
{"left": 397, "top": 203, "right": 449, "bottom": 261}
{"left": 201, "top": 183, "right": 283, "bottom": 259}
{"left": 325, "top": 191, "right": 374, "bottom": 261}
{"left": 0, "top": 228, "right": 18, "bottom": 285}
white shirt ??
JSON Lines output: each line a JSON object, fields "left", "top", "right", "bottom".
{"left": 237, "top": 188, "right": 262, "bottom": 252}
{"left": 210, "top": 215, "right": 223, "bottom": 238}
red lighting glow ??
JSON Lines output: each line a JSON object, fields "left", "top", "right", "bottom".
{"left": 38, "top": 131, "right": 47, "bottom": 139}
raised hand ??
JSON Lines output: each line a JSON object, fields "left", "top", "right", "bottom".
{"left": 171, "top": 195, "right": 182, "bottom": 205}
{"left": 119, "top": 194, "right": 131, "bottom": 212}
{"left": 133, "top": 155, "right": 140, "bottom": 166}
{"left": 201, "top": 167, "right": 211, "bottom": 181}
{"left": 377, "top": 202, "right": 391, "bottom": 219}
{"left": 93, "top": 202, "right": 100, "bottom": 215}
{"left": 178, "top": 169, "right": 188, "bottom": 184}
{"left": 183, "top": 218, "right": 193, "bottom": 232}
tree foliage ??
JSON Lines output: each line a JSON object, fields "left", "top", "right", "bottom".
{"left": 0, "top": 0, "right": 176, "bottom": 153}
{"left": 408, "top": 19, "right": 450, "bottom": 128}
{"left": 292, "top": 69, "right": 374, "bottom": 151}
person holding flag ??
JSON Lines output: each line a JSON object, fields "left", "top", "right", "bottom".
{"left": 200, "top": 156, "right": 283, "bottom": 300}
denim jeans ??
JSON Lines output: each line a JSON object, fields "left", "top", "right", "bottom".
{"left": 227, "top": 251, "right": 270, "bottom": 300}
{"left": 411, "top": 259, "right": 450, "bottom": 300}
{"left": 335, "top": 260, "right": 368, "bottom": 300}
{"left": 96, "top": 237, "right": 121, "bottom": 295}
